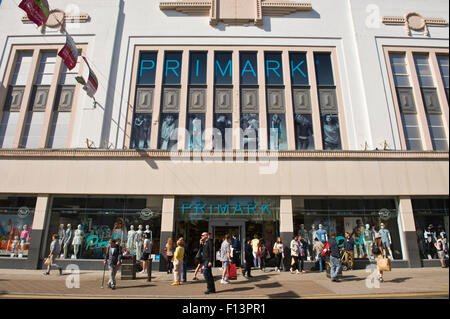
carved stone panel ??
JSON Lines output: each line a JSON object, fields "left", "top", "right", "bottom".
{"left": 240, "top": 88, "right": 259, "bottom": 113}
{"left": 31, "top": 85, "right": 50, "bottom": 112}
{"left": 292, "top": 88, "right": 311, "bottom": 114}
{"left": 318, "top": 88, "right": 338, "bottom": 114}
{"left": 188, "top": 88, "right": 207, "bottom": 113}
{"left": 162, "top": 87, "right": 180, "bottom": 113}
{"left": 4, "top": 86, "right": 25, "bottom": 112}
{"left": 421, "top": 88, "right": 441, "bottom": 114}
{"left": 266, "top": 88, "right": 285, "bottom": 113}
{"left": 56, "top": 85, "right": 75, "bottom": 112}
{"left": 136, "top": 87, "right": 154, "bottom": 113}
{"left": 396, "top": 87, "right": 417, "bottom": 114}
{"left": 215, "top": 88, "right": 233, "bottom": 113}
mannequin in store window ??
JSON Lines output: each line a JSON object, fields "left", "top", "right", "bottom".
{"left": 135, "top": 225, "right": 144, "bottom": 260}
{"left": 11, "top": 235, "right": 20, "bottom": 257}
{"left": 316, "top": 224, "right": 328, "bottom": 244}
{"left": 58, "top": 224, "right": 65, "bottom": 248}
{"left": 160, "top": 115, "right": 176, "bottom": 150}
{"left": 437, "top": 225, "right": 448, "bottom": 258}
{"left": 378, "top": 223, "right": 394, "bottom": 260}
{"left": 363, "top": 223, "right": 375, "bottom": 260}
{"left": 62, "top": 224, "right": 73, "bottom": 259}
{"left": 352, "top": 220, "right": 365, "bottom": 258}
{"left": 72, "top": 224, "right": 84, "bottom": 259}
{"left": 144, "top": 225, "right": 153, "bottom": 244}
{"left": 18, "top": 225, "right": 30, "bottom": 258}
{"left": 126, "top": 225, "right": 136, "bottom": 253}
{"left": 424, "top": 224, "right": 437, "bottom": 260}
{"left": 298, "top": 224, "right": 310, "bottom": 260}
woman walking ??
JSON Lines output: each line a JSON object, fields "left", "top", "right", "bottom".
{"left": 171, "top": 237, "right": 185, "bottom": 286}
{"left": 193, "top": 236, "right": 205, "bottom": 280}
{"left": 373, "top": 233, "right": 385, "bottom": 282}
{"left": 298, "top": 235, "right": 307, "bottom": 273}
{"left": 273, "top": 237, "right": 285, "bottom": 272}
{"left": 219, "top": 234, "right": 231, "bottom": 284}
{"left": 290, "top": 236, "right": 300, "bottom": 274}
{"left": 165, "top": 237, "right": 175, "bottom": 274}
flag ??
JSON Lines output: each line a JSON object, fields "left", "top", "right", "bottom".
{"left": 19, "top": 0, "right": 50, "bottom": 27}
{"left": 58, "top": 33, "right": 79, "bottom": 71}
{"left": 82, "top": 56, "right": 98, "bottom": 98}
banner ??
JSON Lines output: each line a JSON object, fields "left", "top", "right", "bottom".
{"left": 82, "top": 56, "right": 98, "bottom": 98}
{"left": 58, "top": 33, "right": 79, "bottom": 71}
{"left": 18, "top": 0, "right": 50, "bottom": 27}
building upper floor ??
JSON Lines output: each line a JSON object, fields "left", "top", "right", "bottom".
{"left": 0, "top": 0, "right": 448, "bottom": 153}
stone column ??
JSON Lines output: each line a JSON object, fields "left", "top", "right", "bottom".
{"left": 397, "top": 196, "right": 421, "bottom": 268}
{"left": 159, "top": 196, "right": 175, "bottom": 271}
{"left": 30, "top": 194, "right": 51, "bottom": 269}
{"left": 280, "top": 196, "right": 294, "bottom": 269}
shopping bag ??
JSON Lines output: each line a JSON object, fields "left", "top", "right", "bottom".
{"left": 44, "top": 257, "right": 52, "bottom": 266}
{"left": 376, "top": 257, "right": 391, "bottom": 272}
{"left": 227, "top": 263, "right": 237, "bottom": 279}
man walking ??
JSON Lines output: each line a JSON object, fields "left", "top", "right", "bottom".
{"left": 104, "top": 239, "right": 122, "bottom": 290}
{"left": 232, "top": 234, "right": 241, "bottom": 267}
{"left": 343, "top": 232, "right": 355, "bottom": 270}
{"left": 201, "top": 232, "right": 216, "bottom": 294}
{"left": 43, "top": 234, "right": 63, "bottom": 276}
{"left": 242, "top": 238, "right": 254, "bottom": 278}
{"left": 329, "top": 233, "right": 341, "bottom": 282}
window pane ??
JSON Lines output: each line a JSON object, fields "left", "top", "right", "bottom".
{"left": 402, "top": 114, "right": 422, "bottom": 150}
{"left": 138, "top": 52, "right": 158, "bottom": 85}
{"left": 36, "top": 52, "right": 57, "bottom": 85}
{"left": 130, "top": 113, "right": 152, "bottom": 149}
{"left": 391, "top": 63, "right": 408, "bottom": 75}
{"left": 265, "top": 52, "right": 283, "bottom": 85}
{"left": 241, "top": 113, "right": 259, "bottom": 150}
{"left": 11, "top": 52, "right": 33, "bottom": 86}
{"left": 163, "top": 52, "right": 182, "bottom": 85}
{"left": 414, "top": 54, "right": 435, "bottom": 88}
{"left": 390, "top": 53, "right": 411, "bottom": 87}
{"left": 158, "top": 113, "right": 178, "bottom": 150}
{"left": 289, "top": 52, "right": 308, "bottom": 86}
{"left": 394, "top": 75, "right": 410, "bottom": 88}
{"left": 215, "top": 52, "right": 232, "bottom": 85}
{"left": 21, "top": 112, "right": 45, "bottom": 148}
{"left": 186, "top": 113, "right": 205, "bottom": 150}
{"left": 267, "top": 113, "right": 287, "bottom": 150}
{"left": 0, "top": 112, "right": 19, "bottom": 148}
{"left": 189, "top": 52, "right": 207, "bottom": 85}
{"left": 213, "top": 113, "right": 232, "bottom": 150}
{"left": 294, "top": 114, "right": 314, "bottom": 150}
{"left": 314, "top": 53, "right": 334, "bottom": 86}
{"left": 47, "top": 112, "right": 71, "bottom": 148}
{"left": 240, "top": 52, "right": 258, "bottom": 85}
{"left": 321, "top": 114, "right": 341, "bottom": 150}
{"left": 437, "top": 55, "right": 449, "bottom": 89}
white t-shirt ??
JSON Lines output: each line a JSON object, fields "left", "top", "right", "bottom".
{"left": 144, "top": 239, "right": 152, "bottom": 253}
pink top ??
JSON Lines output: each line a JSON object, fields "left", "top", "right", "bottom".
{"left": 20, "top": 230, "right": 30, "bottom": 241}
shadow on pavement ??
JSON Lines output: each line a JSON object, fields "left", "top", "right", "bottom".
{"left": 339, "top": 275, "right": 366, "bottom": 282}
{"left": 217, "top": 286, "right": 255, "bottom": 293}
{"left": 115, "top": 284, "right": 156, "bottom": 290}
{"left": 388, "top": 277, "right": 412, "bottom": 283}
{"left": 267, "top": 290, "right": 300, "bottom": 298}
{"left": 255, "top": 282, "right": 283, "bottom": 289}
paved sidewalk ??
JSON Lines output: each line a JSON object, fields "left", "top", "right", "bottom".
{"left": 0, "top": 267, "right": 448, "bottom": 299}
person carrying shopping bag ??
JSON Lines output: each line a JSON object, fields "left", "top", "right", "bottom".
{"left": 290, "top": 236, "right": 300, "bottom": 274}
{"left": 164, "top": 237, "right": 175, "bottom": 274}
{"left": 373, "top": 233, "right": 390, "bottom": 282}
{"left": 273, "top": 237, "right": 285, "bottom": 272}
{"left": 171, "top": 237, "right": 185, "bottom": 286}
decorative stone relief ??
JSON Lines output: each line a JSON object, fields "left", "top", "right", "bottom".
{"left": 292, "top": 88, "right": 311, "bottom": 114}
{"left": 240, "top": 88, "right": 259, "bottom": 113}
{"left": 188, "top": 88, "right": 207, "bottom": 113}
{"left": 382, "top": 12, "right": 447, "bottom": 36}
{"left": 135, "top": 87, "right": 154, "bottom": 113}
{"left": 318, "top": 88, "right": 338, "bottom": 114}
{"left": 31, "top": 86, "right": 50, "bottom": 112}
{"left": 266, "top": 88, "right": 285, "bottom": 113}
{"left": 421, "top": 88, "right": 441, "bottom": 114}
{"left": 396, "top": 87, "right": 417, "bottom": 114}
{"left": 215, "top": 88, "right": 233, "bottom": 113}
{"left": 5, "top": 86, "right": 25, "bottom": 112}
{"left": 162, "top": 88, "right": 180, "bottom": 112}
{"left": 56, "top": 85, "right": 75, "bottom": 112}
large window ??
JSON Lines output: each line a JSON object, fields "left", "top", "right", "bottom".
{"left": 293, "top": 198, "right": 402, "bottom": 260}
{"left": 46, "top": 196, "right": 162, "bottom": 260}
{"left": 0, "top": 196, "right": 36, "bottom": 258}
{"left": 240, "top": 52, "right": 259, "bottom": 150}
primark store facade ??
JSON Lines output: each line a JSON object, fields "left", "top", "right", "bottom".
{"left": 0, "top": 0, "right": 448, "bottom": 270}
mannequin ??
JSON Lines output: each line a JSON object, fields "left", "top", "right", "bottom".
{"left": 11, "top": 235, "right": 20, "bottom": 257}
{"left": 378, "top": 223, "right": 394, "bottom": 260}
{"left": 297, "top": 224, "right": 310, "bottom": 260}
{"left": 309, "top": 224, "right": 317, "bottom": 242}
{"left": 135, "top": 225, "right": 144, "bottom": 260}
{"left": 127, "top": 225, "right": 137, "bottom": 253}
{"left": 363, "top": 224, "right": 375, "bottom": 260}
{"left": 58, "top": 224, "right": 65, "bottom": 247}
{"left": 18, "top": 225, "right": 30, "bottom": 258}
{"left": 423, "top": 224, "right": 437, "bottom": 259}
{"left": 62, "top": 224, "right": 73, "bottom": 259}
{"left": 352, "top": 220, "right": 365, "bottom": 258}
{"left": 316, "top": 224, "right": 328, "bottom": 243}
{"left": 144, "top": 225, "right": 153, "bottom": 243}
{"left": 72, "top": 224, "right": 84, "bottom": 259}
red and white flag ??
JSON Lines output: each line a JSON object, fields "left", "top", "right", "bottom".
{"left": 82, "top": 56, "right": 98, "bottom": 98}
{"left": 18, "top": 0, "right": 50, "bottom": 27}
{"left": 58, "top": 33, "right": 79, "bottom": 71}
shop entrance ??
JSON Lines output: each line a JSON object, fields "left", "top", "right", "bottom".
{"left": 209, "top": 220, "right": 245, "bottom": 267}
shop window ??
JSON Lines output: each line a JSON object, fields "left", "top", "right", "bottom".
{"left": 240, "top": 52, "right": 259, "bottom": 150}
{"left": 412, "top": 198, "right": 449, "bottom": 260}
{"left": 0, "top": 196, "right": 36, "bottom": 258}
{"left": 436, "top": 55, "right": 449, "bottom": 100}
{"left": 46, "top": 196, "right": 163, "bottom": 260}
{"left": 292, "top": 198, "right": 402, "bottom": 260}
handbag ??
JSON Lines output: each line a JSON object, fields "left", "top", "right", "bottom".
{"left": 44, "top": 257, "right": 52, "bottom": 266}
{"left": 376, "top": 257, "right": 391, "bottom": 272}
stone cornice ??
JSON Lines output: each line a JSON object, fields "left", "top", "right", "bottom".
{"left": 0, "top": 149, "right": 447, "bottom": 161}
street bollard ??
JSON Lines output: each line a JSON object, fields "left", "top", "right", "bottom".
{"left": 147, "top": 258, "right": 153, "bottom": 282}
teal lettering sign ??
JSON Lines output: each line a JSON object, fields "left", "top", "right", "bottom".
{"left": 163, "top": 52, "right": 182, "bottom": 84}
{"left": 138, "top": 52, "right": 158, "bottom": 85}
{"left": 240, "top": 52, "right": 258, "bottom": 85}
{"left": 85, "top": 233, "right": 123, "bottom": 251}
{"left": 182, "top": 201, "right": 272, "bottom": 216}
{"left": 265, "top": 52, "right": 283, "bottom": 85}
{"left": 289, "top": 52, "right": 308, "bottom": 86}
{"left": 215, "top": 52, "right": 232, "bottom": 85}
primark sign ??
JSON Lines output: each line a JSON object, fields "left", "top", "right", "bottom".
{"left": 181, "top": 201, "right": 272, "bottom": 216}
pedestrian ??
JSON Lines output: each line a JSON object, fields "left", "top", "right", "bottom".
{"left": 435, "top": 235, "right": 446, "bottom": 268}
{"left": 231, "top": 234, "right": 241, "bottom": 267}
{"left": 313, "top": 237, "right": 324, "bottom": 272}
{"left": 242, "top": 238, "right": 254, "bottom": 278}
{"left": 251, "top": 234, "right": 260, "bottom": 268}
{"left": 290, "top": 235, "right": 300, "bottom": 274}
{"left": 201, "top": 232, "right": 216, "bottom": 294}
{"left": 298, "top": 235, "right": 307, "bottom": 273}
{"left": 193, "top": 236, "right": 205, "bottom": 280}
{"left": 373, "top": 233, "right": 385, "bottom": 282}
{"left": 343, "top": 232, "right": 355, "bottom": 270}
{"left": 43, "top": 234, "right": 63, "bottom": 276}
{"left": 171, "top": 237, "right": 185, "bottom": 286}
{"left": 164, "top": 237, "right": 175, "bottom": 274}
{"left": 273, "top": 237, "right": 285, "bottom": 272}
{"left": 104, "top": 239, "right": 122, "bottom": 290}
{"left": 141, "top": 232, "right": 152, "bottom": 274}
{"left": 181, "top": 235, "right": 188, "bottom": 282}
{"left": 258, "top": 239, "right": 268, "bottom": 271}
{"left": 219, "top": 234, "right": 231, "bottom": 284}
{"left": 329, "top": 232, "right": 342, "bottom": 282}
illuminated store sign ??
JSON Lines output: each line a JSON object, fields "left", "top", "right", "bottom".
{"left": 181, "top": 201, "right": 272, "bottom": 216}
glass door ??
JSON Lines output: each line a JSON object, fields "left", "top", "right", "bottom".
{"left": 209, "top": 220, "right": 245, "bottom": 267}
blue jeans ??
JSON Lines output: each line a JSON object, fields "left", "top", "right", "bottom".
{"left": 330, "top": 256, "right": 341, "bottom": 279}
{"left": 318, "top": 254, "right": 324, "bottom": 272}
{"left": 182, "top": 260, "right": 187, "bottom": 281}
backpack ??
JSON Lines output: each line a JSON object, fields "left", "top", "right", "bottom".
{"left": 372, "top": 242, "right": 381, "bottom": 255}
{"left": 321, "top": 242, "right": 330, "bottom": 256}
